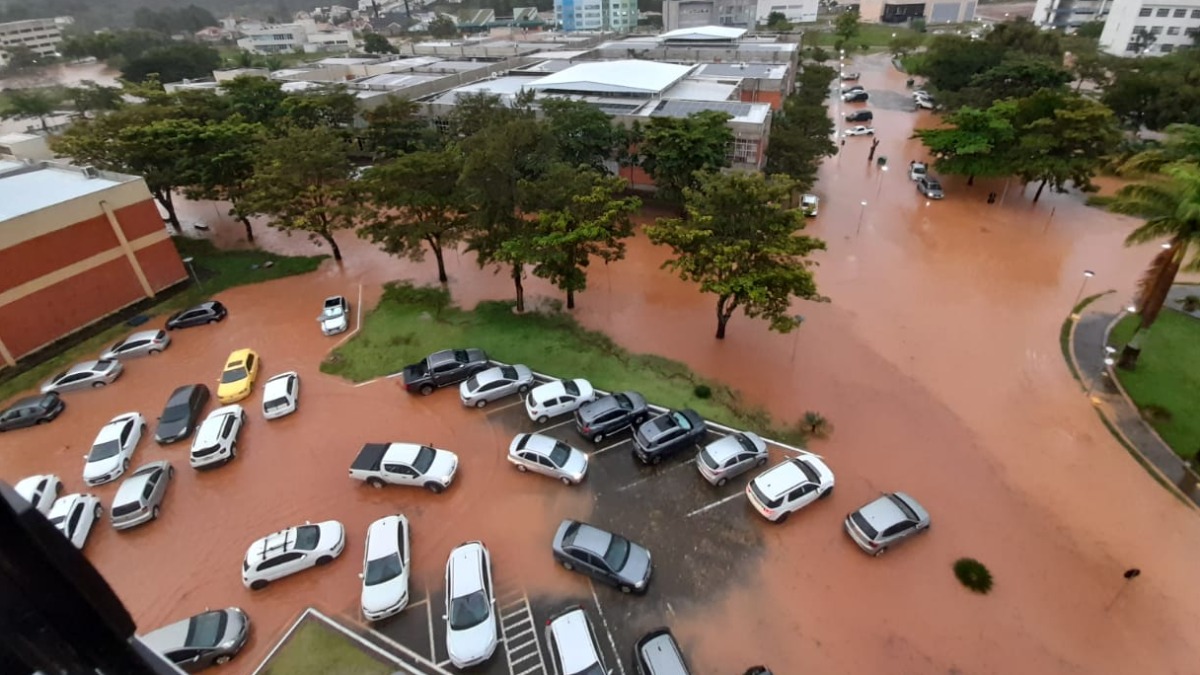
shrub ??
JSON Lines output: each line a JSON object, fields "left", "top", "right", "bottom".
{"left": 1178, "top": 294, "right": 1200, "bottom": 312}
{"left": 1140, "top": 404, "right": 1173, "bottom": 423}
{"left": 802, "top": 411, "right": 832, "bottom": 438}
{"left": 953, "top": 558, "right": 994, "bottom": 594}
{"left": 694, "top": 384, "right": 712, "bottom": 399}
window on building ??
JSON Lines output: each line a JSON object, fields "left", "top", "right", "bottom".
{"left": 1161, "top": 43, "right": 1174, "bottom": 52}
{"left": 1155, "top": 7, "right": 1169, "bottom": 16}
{"left": 1167, "top": 26, "right": 1180, "bottom": 35}
{"left": 1192, "top": 9, "right": 1200, "bottom": 18}
{"left": 727, "top": 138, "right": 759, "bottom": 165}
{"left": 1173, "top": 8, "right": 1186, "bottom": 17}
{"left": 1126, "top": 41, "right": 1141, "bottom": 51}
{"left": 1133, "top": 24, "right": 1147, "bottom": 34}
{"left": 1138, "top": 7, "right": 1152, "bottom": 16}
{"left": 1187, "top": 27, "right": 1199, "bottom": 37}
{"left": 1149, "top": 25, "right": 1163, "bottom": 34}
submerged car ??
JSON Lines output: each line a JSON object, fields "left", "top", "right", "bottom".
{"left": 242, "top": 520, "right": 346, "bottom": 590}
{"left": 319, "top": 295, "right": 350, "bottom": 336}
{"left": 41, "top": 359, "right": 122, "bottom": 394}
{"left": 216, "top": 348, "right": 259, "bottom": 404}
{"left": 843, "top": 125, "right": 875, "bottom": 136}
{"left": 165, "top": 300, "right": 227, "bottom": 330}
{"left": 909, "top": 161, "right": 928, "bottom": 181}
{"left": 14, "top": 474, "right": 62, "bottom": 515}
{"left": 361, "top": 515, "right": 411, "bottom": 621}
{"left": 111, "top": 460, "right": 173, "bottom": 531}
{"left": 444, "top": 541, "right": 499, "bottom": 669}
{"left": 155, "top": 384, "right": 210, "bottom": 444}
{"left": 745, "top": 455, "right": 835, "bottom": 523}
{"left": 634, "top": 628, "right": 692, "bottom": 675}
{"left": 552, "top": 519, "right": 652, "bottom": 594}
{"left": 100, "top": 329, "right": 171, "bottom": 360}
{"left": 507, "top": 433, "right": 589, "bottom": 484}
{"left": 83, "top": 412, "right": 146, "bottom": 486}
{"left": 546, "top": 606, "right": 609, "bottom": 675}
{"left": 48, "top": 493, "right": 102, "bottom": 549}
{"left": 261, "top": 372, "right": 300, "bottom": 420}
{"left": 801, "top": 194, "right": 820, "bottom": 217}
{"left": 917, "top": 175, "right": 944, "bottom": 200}
{"left": 0, "top": 392, "right": 64, "bottom": 431}
{"left": 141, "top": 607, "right": 250, "bottom": 672}
{"left": 844, "top": 491, "right": 931, "bottom": 556}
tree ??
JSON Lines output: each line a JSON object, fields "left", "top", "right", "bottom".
{"left": 765, "top": 11, "right": 791, "bottom": 31}
{"left": 66, "top": 81, "right": 123, "bottom": 118}
{"left": 357, "top": 149, "right": 468, "bottom": 283}
{"left": 646, "top": 171, "right": 826, "bottom": 339}
{"left": 121, "top": 43, "right": 221, "bottom": 83}
{"left": 954, "top": 54, "right": 1071, "bottom": 108}
{"left": 765, "top": 92, "right": 836, "bottom": 190}
{"left": 363, "top": 32, "right": 398, "bottom": 54}
{"left": 834, "top": 9, "right": 860, "bottom": 47}
{"left": 1013, "top": 92, "right": 1120, "bottom": 201}
{"left": 280, "top": 88, "right": 358, "bottom": 130}
{"left": 243, "top": 126, "right": 359, "bottom": 261}
{"left": 1102, "top": 51, "right": 1200, "bottom": 130}
{"left": 178, "top": 119, "right": 267, "bottom": 243}
{"left": 0, "top": 89, "right": 59, "bottom": 133}
{"left": 984, "top": 18, "right": 1062, "bottom": 59}
{"left": 540, "top": 97, "right": 621, "bottom": 172}
{"left": 914, "top": 101, "right": 1018, "bottom": 184}
{"left": 1074, "top": 21, "right": 1105, "bottom": 39}
{"left": 1102, "top": 163, "right": 1200, "bottom": 368}
{"left": 889, "top": 33, "right": 924, "bottom": 57}
{"left": 428, "top": 15, "right": 458, "bottom": 38}
{"left": 220, "top": 76, "right": 287, "bottom": 126}
{"left": 1, "top": 45, "right": 42, "bottom": 70}
{"left": 914, "top": 35, "right": 1003, "bottom": 94}
{"left": 1118, "top": 124, "right": 1200, "bottom": 175}
{"left": 793, "top": 64, "right": 838, "bottom": 105}
{"left": 361, "top": 98, "right": 435, "bottom": 160}
{"left": 515, "top": 166, "right": 641, "bottom": 309}
{"left": 638, "top": 111, "right": 733, "bottom": 204}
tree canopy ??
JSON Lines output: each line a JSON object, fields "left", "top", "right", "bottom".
{"left": 638, "top": 111, "right": 733, "bottom": 204}
{"left": 121, "top": 42, "right": 222, "bottom": 83}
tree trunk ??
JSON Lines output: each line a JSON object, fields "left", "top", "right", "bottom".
{"left": 38, "top": 115, "right": 49, "bottom": 133}
{"left": 566, "top": 289, "right": 575, "bottom": 310}
{"left": 323, "top": 231, "right": 343, "bottom": 261}
{"left": 512, "top": 264, "right": 525, "bottom": 313}
{"left": 715, "top": 294, "right": 737, "bottom": 340}
{"left": 1118, "top": 328, "right": 1144, "bottom": 370}
{"left": 1138, "top": 249, "right": 1181, "bottom": 329}
{"left": 1033, "top": 178, "right": 1048, "bottom": 202}
{"left": 154, "top": 189, "right": 182, "bottom": 233}
{"left": 236, "top": 214, "right": 255, "bottom": 244}
{"left": 425, "top": 235, "right": 448, "bottom": 283}
{"left": 967, "top": 175, "right": 975, "bottom": 186}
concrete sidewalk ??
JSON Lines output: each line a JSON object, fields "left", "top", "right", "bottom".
{"left": 1070, "top": 288, "right": 1200, "bottom": 506}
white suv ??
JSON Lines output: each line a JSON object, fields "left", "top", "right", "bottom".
{"left": 525, "top": 379, "right": 596, "bottom": 424}
{"left": 262, "top": 372, "right": 300, "bottom": 420}
{"left": 444, "top": 541, "right": 498, "bottom": 668}
{"left": 242, "top": 520, "right": 346, "bottom": 590}
{"left": 546, "top": 605, "right": 609, "bottom": 675}
{"left": 190, "top": 405, "right": 246, "bottom": 469}
{"left": 745, "top": 456, "right": 835, "bottom": 523}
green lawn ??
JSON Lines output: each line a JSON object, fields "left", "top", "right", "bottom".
{"left": 322, "top": 282, "right": 809, "bottom": 445}
{"left": 804, "top": 23, "right": 926, "bottom": 49}
{"left": 1109, "top": 310, "right": 1200, "bottom": 460}
{"left": 260, "top": 619, "right": 394, "bottom": 675}
{"left": 0, "top": 238, "right": 325, "bottom": 403}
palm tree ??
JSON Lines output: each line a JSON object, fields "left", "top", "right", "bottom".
{"left": 1119, "top": 124, "right": 1200, "bottom": 176}
{"left": 1104, "top": 162, "right": 1200, "bottom": 368}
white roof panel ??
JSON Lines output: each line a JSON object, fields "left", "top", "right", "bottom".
{"left": 663, "top": 79, "right": 737, "bottom": 102}
{"left": 658, "top": 26, "right": 746, "bottom": 41}
{"left": 529, "top": 60, "right": 693, "bottom": 95}
{"left": 0, "top": 165, "right": 127, "bottom": 221}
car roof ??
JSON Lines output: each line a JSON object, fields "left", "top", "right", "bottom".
{"left": 121, "top": 329, "right": 163, "bottom": 343}
{"left": 225, "top": 348, "right": 254, "bottom": 366}
{"left": 857, "top": 494, "right": 911, "bottom": 530}
{"left": 474, "top": 366, "right": 512, "bottom": 385}
{"left": 549, "top": 608, "right": 600, "bottom": 673}
{"left": 95, "top": 415, "right": 133, "bottom": 444}
{"left": 246, "top": 526, "right": 299, "bottom": 564}
{"left": 166, "top": 384, "right": 200, "bottom": 405}
{"left": 531, "top": 380, "right": 568, "bottom": 399}
{"left": 752, "top": 460, "right": 808, "bottom": 499}
{"left": 517, "top": 433, "right": 561, "bottom": 457}
{"left": 382, "top": 443, "right": 423, "bottom": 464}
{"left": 9, "top": 394, "right": 51, "bottom": 409}
{"left": 196, "top": 406, "right": 240, "bottom": 445}
{"left": 705, "top": 434, "right": 751, "bottom": 463}
{"left": 141, "top": 614, "right": 193, "bottom": 652}
{"left": 366, "top": 515, "right": 405, "bottom": 559}
{"left": 114, "top": 470, "right": 156, "bottom": 506}
{"left": 569, "top": 523, "right": 612, "bottom": 556}
{"left": 49, "top": 494, "right": 85, "bottom": 518}
{"left": 263, "top": 372, "right": 296, "bottom": 398}
{"left": 448, "top": 542, "right": 485, "bottom": 595}
{"left": 67, "top": 360, "right": 103, "bottom": 375}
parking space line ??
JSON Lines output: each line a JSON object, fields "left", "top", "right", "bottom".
{"left": 510, "top": 649, "right": 538, "bottom": 665}
{"left": 615, "top": 458, "right": 696, "bottom": 492}
{"left": 589, "top": 580, "right": 627, "bottom": 675}
{"left": 506, "top": 626, "right": 535, "bottom": 642}
{"left": 538, "top": 418, "right": 575, "bottom": 432}
{"left": 591, "top": 439, "right": 631, "bottom": 456}
{"left": 405, "top": 597, "right": 429, "bottom": 610}
{"left": 686, "top": 492, "right": 743, "bottom": 518}
{"left": 516, "top": 666, "right": 544, "bottom": 675}
{"left": 425, "top": 591, "right": 436, "bottom": 662}
{"left": 486, "top": 400, "right": 525, "bottom": 414}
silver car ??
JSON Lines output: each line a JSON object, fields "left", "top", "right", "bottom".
{"left": 552, "top": 519, "right": 652, "bottom": 594}
{"left": 459, "top": 364, "right": 534, "bottom": 408}
{"left": 507, "top": 433, "right": 588, "bottom": 485}
{"left": 100, "top": 329, "right": 171, "bottom": 360}
{"left": 844, "top": 492, "right": 931, "bottom": 557}
{"left": 696, "top": 432, "right": 768, "bottom": 486}
{"left": 111, "top": 461, "right": 174, "bottom": 530}
{"left": 41, "top": 359, "right": 123, "bottom": 394}
{"left": 142, "top": 607, "right": 250, "bottom": 672}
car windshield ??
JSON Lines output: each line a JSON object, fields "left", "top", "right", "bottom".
{"left": 464, "top": 374, "right": 481, "bottom": 391}
{"left": 293, "top": 525, "right": 321, "bottom": 551}
{"left": 890, "top": 495, "right": 920, "bottom": 521}
{"left": 548, "top": 443, "right": 571, "bottom": 467}
{"left": 185, "top": 611, "right": 228, "bottom": 648}
{"left": 602, "top": 535, "right": 630, "bottom": 571}
{"left": 221, "top": 367, "right": 248, "bottom": 384}
{"left": 670, "top": 411, "right": 693, "bottom": 430}
{"left": 735, "top": 434, "right": 758, "bottom": 454}
{"left": 448, "top": 590, "right": 490, "bottom": 630}
{"left": 364, "top": 553, "right": 404, "bottom": 586}
{"left": 698, "top": 448, "right": 719, "bottom": 470}
{"left": 928, "top": 180, "right": 942, "bottom": 189}
{"left": 499, "top": 366, "right": 517, "bottom": 380}
{"left": 412, "top": 446, "right": 436, "bottom": 473}
{"left": 562, "top": 381, "right": 580, "bottom": 396}
{"left": 89, "top": 439, "right": 122, "bottom": 461}
{"left": 323, "top": 305, "right": 343, "bottom": 317}
{"left": 161, "top": 403, "right": 190, "bottom": 423}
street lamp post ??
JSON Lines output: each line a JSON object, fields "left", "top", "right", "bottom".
{"left": 789, "top": 314, "right": 805, "bottom": 364}
{"left": 1086, "top": 356, "right": 1116, "bottom": 398}
{"left": 856, "top": 200, "right": 867, "bottom": 234}
{"left": 181, "top": 256, "right": 202, "bottom": 289}
{"left": 1070, "top": 270, "right": 1095, "bottom": 317}
{"left": 875, "top": 164, "right": 889, "bottom": 196}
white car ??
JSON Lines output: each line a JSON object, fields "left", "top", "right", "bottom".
{"left": 83, "top": 412, "right": 146, "bottom": 486}
{"left": 912, "top": 89, "right": 930, "bottom": 99}
{"left": 801, "top": 193, "right": 819, "bottom": 217}
{"left": 190, "top": 404, "right": 246, "bottom": 469}
{"left": 745, "top": 455, "right": 835, "bottom": 523}
{"left": 48, "top": 493, "right": 102, "bottom": 549}
{"left": 242, "top": 520, "right": 346, "bottom": 590}
{"left": 525, "top": 379, "right": 596, "bottom": 424}
{"left": 348, "top": 443, "right": 459, "bottom": 492}
{"left": 843, "top": 125, "right": 875, "bottom": 136}
{"left": 909, "top": 161, "right": 928, "bottom": 181}
{"left": 14, "top": 474, "right": 62, "bottom": 515}
{"left": 444, "top": 541, "right": 498, "bottom": 669}
{"left": 99, "top": 329, "right": 171, "bottom": 360}
{"left": 361, "top": 515, "right": 411, "bottom": 621}
{"left": 319, "top": 295, "right": 350, "bottom": 336}
{"left": 262, "top": 372, "right": 300, "bottom": 420}
{"left": 915, "top": 96, "right": 935, "bottom": 110}
{"left": 507, "top": 433, "right": 589, "bottom": 485}
{"left": 546, "top": 606, "right": 609, "bottom": 675}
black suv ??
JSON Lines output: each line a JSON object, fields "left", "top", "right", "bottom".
{"left": 401, "top": 348, "right": 489, "bottom": 395}
{"left": 574, "top": 391, "right": 649, "bottom": 443}
{"left": 845, "top": 110, "right": 873, "bottom": 122}
{"left": 155, "top": 384, "right": 210, "bottom": 444}
{"left": 842, "top": 91, "right": 869, "bottom": 103}
{"left": 632, "top": 409, "right": 706, "bottom": 464}
{"left": 166, "top": 301, "right": 228, "bottom": 330}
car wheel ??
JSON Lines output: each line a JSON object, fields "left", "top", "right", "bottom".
{"left": 517, "top": 384, "right": 530, "bottom": 394}
{"left": 316, "top": 555, "right": 333, "bottom": 566}
{"left": 515, "top": 464, "right": 528, "bottom": 473}
{"left": 650, "top": 455, "right": 662, "bottom": 465}
{"left": 122, "top": 457, "right": 130, "bottom": 471}
{"left": 425, "top": 482, "right": 444, "bottom": 494}
{"left": 592, "top": 433, "right": 605, "bottom": 444}
{"left": 774, "top": 512, "right": 790, "bottom": 524}
{"left": 230, "top": 442, "right": 237, "bottom": 458}
{"left": 93, "top": 504, "right": 102, "bottom": 518}
{"left": 756, "top": 457, "right": 768, "bottom": 467}
{"left": 561, "top": 561, "right": 574, "bottom": 571}
{"left": 91, "top": 381, "right": 105, "bottom": 388}
{"left": 207, "top": 318, "right": 216, "bottom": 324}
{"left": 620, "top": 585, "right": 633, "bottom": 594}
{"left": 475, "top": 399, "right": 488, "bottom": 409}
{"left": 214, "top": 655, "right": 232, "bottom": 665}
{"left": 419, "top": 384, "right": 434, "bottom": 396}
{"left": 168, "top": 466, "right": 175, "bottom": 479}
{"left": 820, "top": 485, "right": 834, "bottom": 499}
{"left": 536, "top": 415, "right": 548, "bottom": 424}
{"left": 716, "top": 477, "right": 728, "bottom": 487}
{"left": 367, "top": 477, "right": 385, "bottom": 488}
{"left": 250, "top": 579, "right": 268, "bottom": 591}
{"left": 873, "top": 546, "right": 888, "bottom": 557}
{"left": 149, "top": 349, "right": 161, "bottom": 355}
{"left": 560, "top": 476, "right": 572, "bottom": 485}
{"left": 151, "top": 506, "right": 161, "bottom": 520}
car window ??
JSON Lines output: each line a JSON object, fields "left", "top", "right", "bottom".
{"left": 119, "top": 423, "right": 131, "bottom": 446}
{"left": 537, "top": 455, "right": 555, "bottom": 468}
{"left": 548, "top": 443, "right": 571, "bottom": 467}
{"left": 60, "top": 373, "right": 88, "bottom": 384}
{"left": 221, "top": 367, "right": 248, "bottom": 384}
{"left": 245, "top": 354, "right": 256, "bottom": 371}
{"left": 142, "top": 478, "right": 158, "bottom": 500}
{"left": 221, "top": 417, "right": 235, "bottom": 438}
{"left": 385, "top": 463, "right": 416, "bottom": 476}
{"left": 563, "top": 381, "right": 580, "bottom": 396}
{"left": 68, "top": 504, "right": 83, "bottom": 531}
{"left": 165, "top": 649, "right": 198, "bottom": 663}
{"left": 412, "top": 446, "right": 436, "bottom": 473}
{"left": 480, "top": 381, "right": 501, "bottom": 392}
{"left": 364, "top": 552, "right": 403, "bottom": 585}
{"left": 258, "top": 551, "right": 303, "bottom": 570}
{"left": 434, "top": 362, "right": 459, "bottom": 373}
{"left": 602, "top": 536, "right": 630, "bottom": 571}
{"left": 448, "top": 590, "right": 490, "bottom": 630}
{"left": 883, "top": 523, "right": 908, "bottom": 538}
{"left": 500, "top": 366, "right": 517, "bottom": 380}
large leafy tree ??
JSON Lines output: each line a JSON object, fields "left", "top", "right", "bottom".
{"left": 357, "top": 149, "right": 468, "bottom": 283}
{"left": 242, "top": 126, "right": 359, "bottom": 261}
{"left": 765, "top": 89, "right": 836, "bottom": 190}
{"left": 1118, "top": 124, "right": 1200, "bottom": 175}
{"left": 220, "top": 76, "right": 287, "bottom": 126}
{"left": 638, "top": 111, "right": 733, "bottom": 204}
{"left": 914, "top": 101, "right": 1018, "bottom": 184}
{"left": 360, "top": 98, "right": 435, "bottom": 160}
{"left": 363, "top": 32, "right": 398, "bottom": 54}
{"left": 0, "top": 88, "right": 59, "bottom": 133}
{"left": 428, "top": 15, "right": 458, "bottom": 38}
{"left": 279, "top": 88, "right": 358, "bottom": 130}
{"left": 953, "top": 54, "right": 1071, "bottom": 109}
{"left": 646, "top": 171, "right": 826, "bottom": 340}
{"left": 1103, "top": 50, "right": 1200, "bottom": 130}
{"left": 121, "top": 42, "right": 221, "bottom": 83}
{"left": 179, "top": 119, "right": 267, "bottom": 243}
{"left": 793, "top": 64, "right": 838, "bottom": 104}
{"left": 513, "top": 165, "right": 641, "bottom": 309}
{"left": 66, "top": 81, "right": 123, "bottom": 119}
{"left": 540, "top": 98, "right": 621, "bottom": 172}
{"left": 1103, "top": 163, "right": 1200, "bottom": 368}
{"left": 833, "top": 8, "right": 860, "bottom": 48}
{"left": 917, "top": 35, "right": 1003, "bottom": 93}
{"left": 1013, "top": 91, "right": 1120, "bottom": 201}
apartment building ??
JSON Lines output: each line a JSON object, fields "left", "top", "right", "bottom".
{"left": 236, "top": 22, "right": 356, "bottom": 54}
{"left": 1031, "top": 0, "right": 1114, "bottom": 30}
{"left": 1099, "top": 0, "right": 1200, "bottom": 55}
{"left": 554, "top": 0, "right": 639, "bottom": 32}
{"left": 663, "top": 0, "right": 759, "bottom": 30}
{"left": 0, "top": 18, "right": 63, "bottom": 66}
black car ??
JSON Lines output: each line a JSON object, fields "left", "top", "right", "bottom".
{"left": 551, "top": 520, "right": 653, "bottom": 594}
{"left": 574, "top": 391, "right": 649, "bottom": 443}
{"left": 845, "top": 110, "right": 873, "bottom": 122}
{"left": 155, "top": 384, "right": 210, "bottom": 444}
{"left": 401, "top": 348, "right": 489, "bottom": 396}
{"left": 166, "top": 301, "right": 227, "bottom": 330}
{"left": 840, "top": 85, "right": 864, "bottom": 94}
{"left": 0, "top": 393, "right": 64, "bottom": 431}
{"left": 842, "top": 91, "right": 869, "bottom": 103}
{"left": 632, "top": 409, "right": 706, "bottom": 464}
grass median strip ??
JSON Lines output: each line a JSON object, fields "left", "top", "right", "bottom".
{"left": 322, "top": 282, "right": 809, "bottom": 445}
{"left": 259, "top": 618, "right": 394, "bottom": 675}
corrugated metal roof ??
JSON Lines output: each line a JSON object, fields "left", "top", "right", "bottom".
{"left": 658, "top": 26, "right": 747, "bottom": 41}
{"left": 529, "top": 60, "right": 693, "bottom": 95}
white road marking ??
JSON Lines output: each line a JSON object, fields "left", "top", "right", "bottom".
{"left": 499, "top": 590, "right": 547, "bottom": 675}
{"left": 486, "top": 400, "right": 525, "bottom": 414}
{"left": 353, "top": 378, "right": 381, "bottom": 388}
{"left": 615, "top": 458, "right": 697, "bottom": 492}
{"left": 538, "top": 418, "right": 575, "bottom": 432}
{"left": 591, "top": 438, "right": 631, "bottom": 456}
{"left": 686, "top": 492, "right": 744, "bottom": 518}
{"left": 404, "top": 597, "right": 429, "bottom": 610}
{"left": 589, "top": 580, "right": 626, "bottom": 675}
{"left": 425, "top": 590, "right": 436, "bottom": 662}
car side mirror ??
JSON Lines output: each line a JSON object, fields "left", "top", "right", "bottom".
{"left": 441, "top": 614, "right": 447, "bottom": 620}
{"left": 358, "top": 572, "right": 364, "bottom": 579}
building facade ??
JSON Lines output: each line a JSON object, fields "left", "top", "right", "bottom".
{"left": 1099, "top": 0, "right": 1200, "bottom": 55}
{"left": 236, "top": 22, "right": 356, "bottom": 54}
{"left": 1031, "top": 0, "right": 1114, "bottom": 30}
{"left": 754, "top": 0, "right": 819, "bottom": 24}
{"left": 663, "top": 0, "right": 758, "bottom": 30}
{"left": 0, "top": 18, "right": 63, "bottom": 66}
{"left": 0, "top": 160, "right": 187, "bottom": 367}
{"left": 555, "top": 0, "right": 639, "bottom": 32}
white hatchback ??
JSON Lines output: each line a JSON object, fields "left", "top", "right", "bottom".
{"left": 525, "top": 379, "right": 596, "bottom": 424}
{"left": 242, "top": 520, "right": 346, "bottom": 590}
{"left": 262, "top": 372, "right": 300, "bottom": 420}
{"left": 48, "top": 493, "right": 102, "bottom": 549}
{"left": 190, "top": 404, "right": 246, "bottom": 469}
{"left": 83, "top": 412, "right": 146, "bottom": 486}
{"left": 746, "top": 455, "right": 836, "bottom": 523}
{"left": 361, "top": 515, "right": 411, "bottom": 621}
{"left": 14, "top": 474, "right": 62, "bottom": 515}
{"left": 444, "top": 541, "right": 498, "bottom": 669}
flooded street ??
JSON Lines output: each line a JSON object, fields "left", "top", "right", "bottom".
{"left": 3, "top": 52, "right": 1200, "bottom": 674}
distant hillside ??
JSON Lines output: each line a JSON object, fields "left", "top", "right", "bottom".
{"left": 0, "top": 0, "right": 316, "bottom": 30}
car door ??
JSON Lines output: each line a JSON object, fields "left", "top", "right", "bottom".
{"left": 164, "top": 649, "right": 200, "bottom": 670}
{"left": 178, "top": 310, "right": 203, "bottom": 327}
{"left": 0, "top": 407, "right": 24, "bottom": 429}
{"left": 383, "top": 462, "right": 418, "bottom": 486}
{"left": 67, "top": 502, "right": 84, "bottom": 540}
{"left": 787, "top": 483, "right": 819, "bottom": 512}
{"left": 258, "top": 551, "right": 305, "bottom": 581}
{"left": 478, "top": 380, "right": 504, "bottom": 401}
{"left": 534, "top": 455, "right": 559, "bottom": 478}
{"left": 881, "top": 520, "right": 914, "bottom": 546}
{"left": 585, "top": 552, "right": 617, "bottom": 584}
{"left": 432, "top": 361, "right": 462, "bottom": 386}
{"left": 245, "top": 353, "right": 258, "bottom": 382}
{"left": 56, "top": 373, "right": 90, "bottom": 392}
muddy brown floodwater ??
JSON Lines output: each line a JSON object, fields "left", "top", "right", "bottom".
{"left": 4, "top": 52, "right": 1200, "bottom": 674}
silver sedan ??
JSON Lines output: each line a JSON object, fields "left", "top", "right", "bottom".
{"left": 41, "top": 360, "right": 123, "bottom": 394}
{"left": 100, "top": 329, "right": 171, "bottom": 360}
{"left": 507, "top": 433, "right": 588, "bottom": 484}
{"left": 696, "top": 432, "right": 768, "bottom": 486}
{"left": 459, "top": 364, "right": 534, "bottom": 408}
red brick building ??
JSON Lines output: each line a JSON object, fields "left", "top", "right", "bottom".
{"left": 0, "top": 159, "right": 187, "bottom": 367}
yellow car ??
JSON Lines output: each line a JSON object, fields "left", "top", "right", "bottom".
{"left": 217, "top": 348, "right": 260, "bottom": 404}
